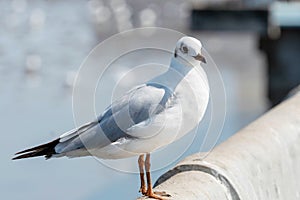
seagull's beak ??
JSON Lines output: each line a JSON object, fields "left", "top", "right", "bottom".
{"left": 193, "top": 53, "right": 206, "bottom": 63}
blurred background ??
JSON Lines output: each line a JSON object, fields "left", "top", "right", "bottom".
{"left": 1, "top": 0, "right": 300, "bottom": 199}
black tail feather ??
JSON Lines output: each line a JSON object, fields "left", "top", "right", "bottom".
{"left": 12, "top": 139, "right": 60, "bottom": 160}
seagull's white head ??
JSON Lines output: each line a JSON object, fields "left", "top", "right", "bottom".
{"left": 174, "top": 36, "right": 206, "bottom": 65}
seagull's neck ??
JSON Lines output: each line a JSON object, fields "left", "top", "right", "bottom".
{"left": 149, "top": 57, "right": 200, "bottom": 91}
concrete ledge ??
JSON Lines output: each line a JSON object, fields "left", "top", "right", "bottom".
{"left": 138, "top": 93, "right": 300, "bottom": 199}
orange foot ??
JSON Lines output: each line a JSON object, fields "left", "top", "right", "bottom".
{"left": 144, "top": 190, "right": 171, "bottom": 200}
{"left": 139, "top": 186, "right": 147, "bottom": 195}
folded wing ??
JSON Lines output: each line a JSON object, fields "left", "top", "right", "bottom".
{"left": 13, "top": 83, "right": 175, "bottom": 159}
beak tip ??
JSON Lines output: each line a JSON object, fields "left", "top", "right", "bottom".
{"left": 194, "top": 54, "right": 207, "bottom": 64}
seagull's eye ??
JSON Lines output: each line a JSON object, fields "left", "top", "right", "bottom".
{"left": 181, "top": 46, "right": 188, "bottom": 54}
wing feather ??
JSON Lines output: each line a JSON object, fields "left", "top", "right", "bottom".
{"left": 56, "top": 83, "right": 174, "bottom": 154}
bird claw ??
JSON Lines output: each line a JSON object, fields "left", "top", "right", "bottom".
{"left": 144, "top": 191, "right": 171, "bottom": 199}
{"left": 139, "top": 187, "right": 147, "bottom": 195}
{"left": 154, "top": 191, "right": 171, "bottom": 197}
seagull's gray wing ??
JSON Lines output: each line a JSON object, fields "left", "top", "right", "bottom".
{"left": 55, "top": 83, "right": 175, "bottom": 154}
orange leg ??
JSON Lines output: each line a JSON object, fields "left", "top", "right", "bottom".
{"left": 138, "top": 154, "right": 147, "bottom": 194}
{"left": 144, "top": 154, "right": 169, "bottom": 200}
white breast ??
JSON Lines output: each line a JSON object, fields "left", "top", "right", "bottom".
{"left": 172, "top": 66, "right": 209, "bottom": 140}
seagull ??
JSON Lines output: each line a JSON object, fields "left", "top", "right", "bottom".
{"left": 13, "top": 36, "right": 209, "bottom": 200}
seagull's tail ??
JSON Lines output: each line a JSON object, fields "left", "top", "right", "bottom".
{"left": 12, "top": 139, "right": 60, "bottom": 160}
